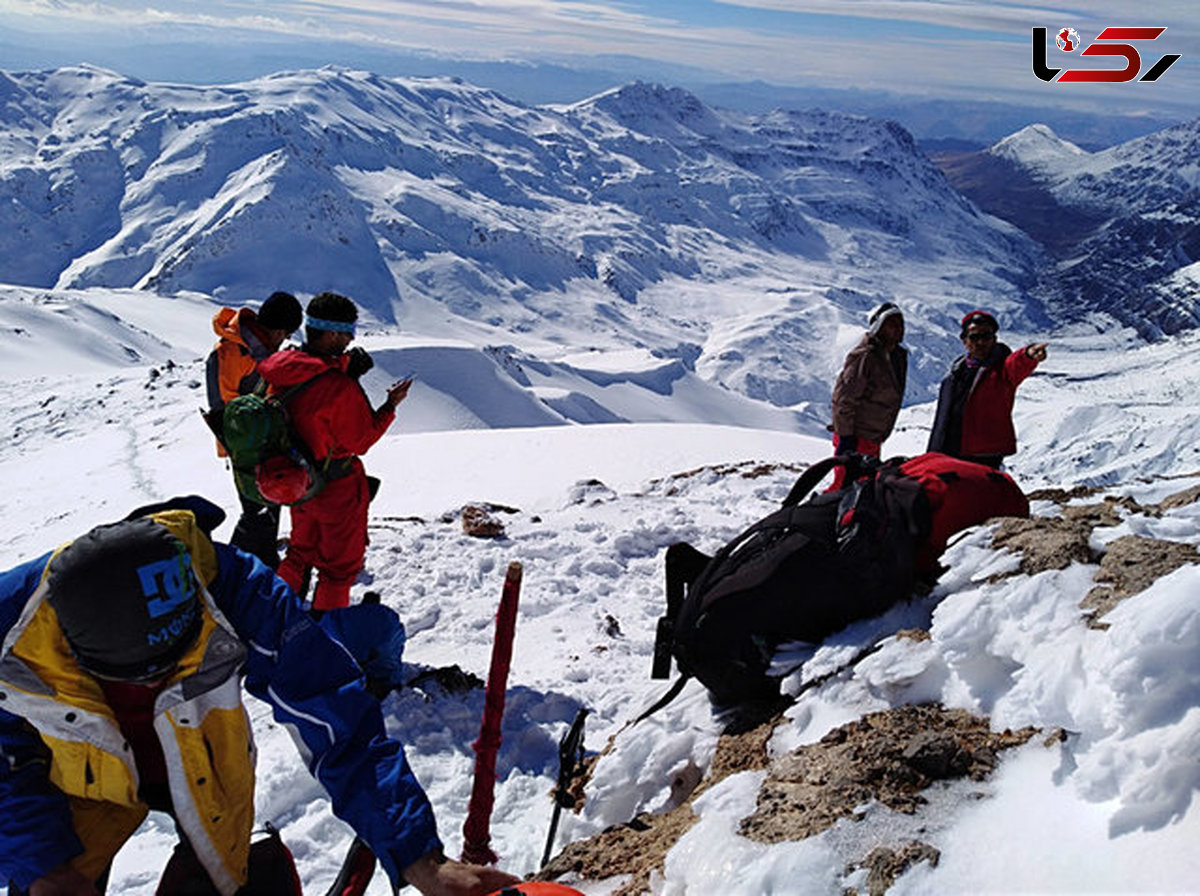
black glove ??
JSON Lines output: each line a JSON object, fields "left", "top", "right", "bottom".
{"left": 345, "top": 347, "right": 374, "bottom": 379}
{"left": 835, "top": 434, "right": 858, "bottom": 455}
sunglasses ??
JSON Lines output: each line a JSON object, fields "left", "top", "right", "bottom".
{"left": 966, "top": 331, "right": 997, "bottom": 343}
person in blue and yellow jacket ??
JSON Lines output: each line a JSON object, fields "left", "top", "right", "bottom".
{"left": 0, "top": 497, "right": 518, "bottom": 896}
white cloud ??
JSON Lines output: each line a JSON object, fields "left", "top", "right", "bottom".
{"left": 0, "top": 0, "right": 1195, "bottom": 114}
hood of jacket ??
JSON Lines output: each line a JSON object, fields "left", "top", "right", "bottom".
{"left": 212, "top": 308, "right": 252, "bottom": 345}
{"left": 257, "top": 347, "right": 347, "bottom": 390}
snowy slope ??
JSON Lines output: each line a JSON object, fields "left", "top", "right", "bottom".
{"left": 1, "top": 289, "right": 1199, "bottom": 894}
{"left": 0, "top": 64, "right": 1048, "bottom": 412}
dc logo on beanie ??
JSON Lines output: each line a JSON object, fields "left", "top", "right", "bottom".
{"left": 138, "top": 557, "right": 195, "bottom": 619}
{"left": 138, "top": 557, "right": 200, "bottom": 651}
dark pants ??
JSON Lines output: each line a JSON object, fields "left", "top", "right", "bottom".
{"left": 231, "top": 494, "right": 282, "bottom": 569}
{"left": 155, "top": 828, "right": 301, "bottom": 895}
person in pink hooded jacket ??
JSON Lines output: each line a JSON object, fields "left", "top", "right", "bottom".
{"left": 257, "top": 292, "right": 411, "bottom": 611}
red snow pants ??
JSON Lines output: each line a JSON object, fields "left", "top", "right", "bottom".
{"left": 828, "top": 433, "right": 881, "bottom": 492}
{"left": 279, "top": 461, "right": 369, "bottom": 611}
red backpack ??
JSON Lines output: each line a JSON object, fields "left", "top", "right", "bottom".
{"left": 895, "top": 453, "right": 1029, "bottom": 574}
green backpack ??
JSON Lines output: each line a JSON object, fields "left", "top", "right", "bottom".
{"left": 220, "top": 374, "right": 330, "bottom": 506}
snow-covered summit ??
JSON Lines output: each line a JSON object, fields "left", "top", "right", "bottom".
{"left": 988, "top": 122, "right": 1088, "bottom": 173}
{"left": 937, "top": 115, "right": 1200, "bottom": 338}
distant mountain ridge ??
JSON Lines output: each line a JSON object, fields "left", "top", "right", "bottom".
{"left": 934, "top": 120, "right": 1200, "bottom": 337}
{"left": 2, "top": 64, "right": 1047, "bottom": 413}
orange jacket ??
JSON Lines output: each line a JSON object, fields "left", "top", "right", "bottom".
{"left": 205, "top": 308, "right": 275, "bottom": 457}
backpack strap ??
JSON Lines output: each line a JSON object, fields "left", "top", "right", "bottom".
{"left": 652, "top": 543, "right": 712, "bottom": 680}
{"left": 781, "top": 455, "right": 847, "bottom": 507}
{"left": 269, "top": 367, "right": 340, "bottom": 464}
{"left": 272, "top": 368, "right": 331, "bottom": 404}
{"left": 631, "top": 673, "right": 692, "bottom": 726}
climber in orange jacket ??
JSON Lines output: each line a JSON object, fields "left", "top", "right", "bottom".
{"left": 205, "top": 291, "right": 303, "bottom": 568}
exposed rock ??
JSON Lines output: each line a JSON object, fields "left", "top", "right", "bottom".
{"left": 1154, "top": 482, "right": 1200, "bottom": 512}
{"left": 461, "top": 504, "right": 507, "bottom": 538}
{"left": 740, "top": 705, "right": 1034, "bottom": 844}
{"left": 1061, "top": 495, "right": 1145, "bottom": 527}
{"left": 542, "top": 706, "right": 1033, "bottom": 895}
{"left": 991, "top": 516, "right": 1094, "bottom": 575}
{"left": 403, "top": 664, "right": 483, "bottom": 696}
{"left": 539, "top": 713, "right": 778, "bottom": 895}
{"left": 848, "top": 841, "right": 941, "bottom": 896}
{"left": 1025, "top": 484, "right": 1105, "bottom": 503}
{"left": 1082, "top": 535, "right": 1200, "bottom": 628}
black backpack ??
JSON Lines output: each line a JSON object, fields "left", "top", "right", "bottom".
{"left": 650, "top": 455, "right": 931, "bottom": 708}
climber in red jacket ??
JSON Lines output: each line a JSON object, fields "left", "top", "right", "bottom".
{"left": 258, "top": 292, "right": 411, "bottom": 611}
{"left": 927, "top": 310, "right": 1048, "bottom": 468}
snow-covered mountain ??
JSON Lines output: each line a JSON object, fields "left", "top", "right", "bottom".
{"left": 0, "top": 65, "right": 1048, "bottom": 417}
{"left": 936, "top": 120, "right": 1200, "bottom": 337}
{"left": 2, "top": 288, "right": 1199, "bottom": 894}
{"left": 6, "top": 58, "right": 1200, "bottom": 896}
{"left": 988, "top": 123, "right": 1089, "bottom": 173}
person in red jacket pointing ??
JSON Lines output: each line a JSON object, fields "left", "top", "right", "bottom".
{"left": 258, "top": 292, "right": 412, "bottom": 612}
{"left": 927, "top": 310, "right": 1048, "bottom": 468}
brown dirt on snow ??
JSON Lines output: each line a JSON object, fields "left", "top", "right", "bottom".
{"left": 740, "top": 705, "right": 1035, "bottom": 844}
{"left": 539, "top": 713, "right": 780, "bottom": 895}
{"left": 1082, "top": 535, "right": 1200, "bottom": 627}
{"left": 990, "top": 516, "right": 1093, "bottom": 575}
{"left": 991, "top": 482, "right": 1200, "bottom": 625}
{"left": 850, "top": 841, "right": 943, "bottom": 896}
{"left": 539, "top": 705, "right": 1033, "bottom": 895}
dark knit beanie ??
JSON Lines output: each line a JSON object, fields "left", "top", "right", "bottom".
{"left": 47, "top": 519, "right": 203, "bottom": 681}
{"left": 257, "top": 291, "right": 303, "bottom": 333}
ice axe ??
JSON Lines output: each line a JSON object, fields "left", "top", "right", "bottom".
{"left": 462, "top": 561, "right": 523, "bottom": 865}
{"left": 540, "top": 706, "right": 588, "bottom": 868}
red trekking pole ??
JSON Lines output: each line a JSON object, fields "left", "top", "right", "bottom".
{"left": 462, "top": 561, "right": 523, "bottom": 865}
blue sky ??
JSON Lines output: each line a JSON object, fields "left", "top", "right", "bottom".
{"left": 1, "top": 1, "right": 1196, "bottom": 118}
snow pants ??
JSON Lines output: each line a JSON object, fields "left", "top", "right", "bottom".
{"left": 278, "top": 461, "right": 369, "bottom": 611}
{"left": 828, "top": 433, "right": 881, "bottom": 491}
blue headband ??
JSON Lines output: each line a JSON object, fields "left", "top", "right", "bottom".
{"left": 307, "top": 315, "right": 356, "bottom": 335}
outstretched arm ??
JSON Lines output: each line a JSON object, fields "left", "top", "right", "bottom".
{"left": 1003, "top": 342, "right": 1046, "bottom": 386}
{"left": 209, "top": 546, "right": 442, "bottom": 886}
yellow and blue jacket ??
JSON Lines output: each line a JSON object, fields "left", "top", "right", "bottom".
{"left": 0, "top": 506, "right": 441, "bottom": 893}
